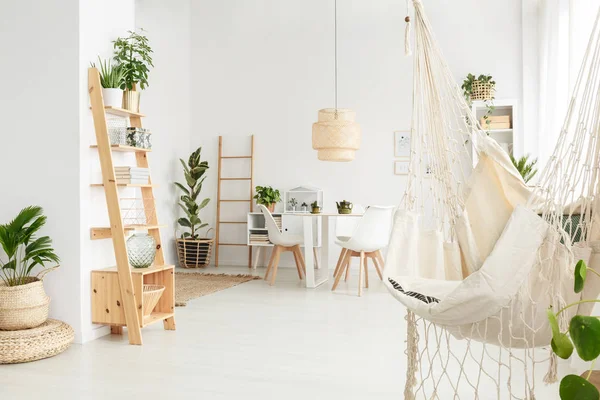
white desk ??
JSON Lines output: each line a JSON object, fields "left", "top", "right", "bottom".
{"left": 286, "top": 212, "right": 363, "bottom": 288}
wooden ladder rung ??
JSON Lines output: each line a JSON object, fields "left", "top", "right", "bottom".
{"left": 220, "top": 178, "right": 251, "bottom": 181}
{"left": 221, "top": 156, "right": 252, "bottom": 159}
{"left": 220, "top": 199, "right": 251, "bottom": 202}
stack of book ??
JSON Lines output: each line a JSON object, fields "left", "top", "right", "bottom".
{"left": 114, "top": 167, "right": 150, "bottom": 184}
{"left": 272, "top": 216, "right": 282, "bottom": 230}
{"left": 249, "top": 233, "right": 270, "bottom": 245}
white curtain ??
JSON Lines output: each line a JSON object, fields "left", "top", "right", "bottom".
{"left": 523, "top": 0, "right": 600, "bottom": 170}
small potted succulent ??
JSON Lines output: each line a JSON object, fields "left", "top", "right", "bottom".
{"left": 336, "top": 200, "right": 353, "bottom": 214}
{"left": 254, "top": 186, "right": 281, "bottom": 212}
{"left": 301, "top": 202, "right": 308, "bottom": 213}
{"left": 0, "top": 206, "right": 60, "bottom": 330}
{"left": 91, "top": 57, "right": 125, "bottom": 108}
{"left": 288, "top": 198, "right": 298, "bottom": 212}
{"left": 310, "top": 201, "right": 321, "bottom": 214}
{"left": 113, "top": 30, "right": 153, "bottom": 112}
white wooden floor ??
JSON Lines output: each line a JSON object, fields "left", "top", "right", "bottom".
{"left": 0, "top": 266, "right": 566, "bottom": 399}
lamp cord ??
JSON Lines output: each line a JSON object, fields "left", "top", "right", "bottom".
{"left": 334, "top": 0, "right": 338, "bottom": 118}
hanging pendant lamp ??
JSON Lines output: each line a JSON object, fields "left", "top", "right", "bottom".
{"left": 312, "top": 0, "right": 361, "bottom": 162}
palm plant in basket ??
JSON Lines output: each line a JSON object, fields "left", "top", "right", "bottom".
{"left": 0, "top": 206, "right": 60, "bottom": 330}
{"left": 174, "top": 147, "right": 213, "bottom": 268}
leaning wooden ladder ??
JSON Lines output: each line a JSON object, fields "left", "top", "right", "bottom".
{"left": 215, "top": 135, "right": 255, "bottom": 268}
{"left": 88, "top": 68, "right": 175, "bottom": 345}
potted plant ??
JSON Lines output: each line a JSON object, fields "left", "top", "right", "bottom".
{"left": 254, "top": 186, "right": 281, "bottom": 212}
{"left": 510, "top": 154, "right": 538, "bottom": 184}
{"left": 91, "top": 57, "right": 124, "bottom": 108}
{"left": 174, "top": 147, "right": 213, "bottom": 268}
{"left": 547, "top": 259, "right": 600, "bottom": 399}
{"left": 311, "top": 201, "right": 321, "bottom": 214}
{"left": 113, "top": 30, "right": 153, "bottom": 112}
{"left": 0, "top": 206, "right": 59, "bottom": 330}
{"left": 462, "top": 73, "right": 496, "bottom": 132}
{"left": 301, "top": 202, "right": 308, "bottom": 213}
{"left": 289, "top": 198, "right": 298, "bottom": 212}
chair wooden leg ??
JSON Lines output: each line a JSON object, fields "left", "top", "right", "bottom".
{"left": 344, "top": 254, "right": 351, "bottom": 282}
{"left": 371, "top": 254, "right": 383, "bottom": 280}
{"left": 333, "top": 248, "right": 347, "bottom": 277}
{"left": 264, "top": 247, "right": 277, "bottom": 280}
{"left": 375, "top": 250, "right": 385, "bottom": 270}
{"left": 358, "top": 251, "right": 365, "bottom": 296}
{"left": 269, "top": 246, "right": 282, "bottom": 286}
{"left": 332, "top": 249, "right": 352, "bottom": 291}
{"left": 364, "top": 256, "right": 369, "bottom": 288}
{"left": 292, "top": 248, "right": 304, "bottom": 280}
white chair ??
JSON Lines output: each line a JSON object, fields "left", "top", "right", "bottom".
{"left": 334, "top": 204, "right": 366, "bottom": 242}
{"left": 258, "top": 205, "right": 306, "bottom": 285}
{"left": 331, "top": 205, "right": 395, "bottom": 296}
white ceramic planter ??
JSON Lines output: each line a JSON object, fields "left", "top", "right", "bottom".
{"left": 102, "top": 88, "right": 123, "bottom": 108}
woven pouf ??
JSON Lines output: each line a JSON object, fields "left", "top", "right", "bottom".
{"left": 0, "top": 319, "right": 74, "bottom": 364}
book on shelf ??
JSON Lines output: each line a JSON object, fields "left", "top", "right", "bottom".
{"left": 115, "top": 174, "right": 151, "bottom": 179}
{"left": 116, "top": 178, "right": 149, "bottom": 184}
{"left": 114, "top": 167, "right": 150, "bottom": 175}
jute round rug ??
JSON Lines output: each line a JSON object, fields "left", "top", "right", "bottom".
{"left": 175, "top": 273, "right": 261, "bottom": 306}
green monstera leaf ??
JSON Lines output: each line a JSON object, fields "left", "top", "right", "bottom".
{"left": 548, "top": 308, "right": 574, "bottom": 359}
{"left": 560, "top": 374, "right": 599, "bottom": 400}
{"left": 570, "top": 315, "right": 600, "bottom": 361}
{"left": 575, "top": 259, "right": 588, "bottom": 294}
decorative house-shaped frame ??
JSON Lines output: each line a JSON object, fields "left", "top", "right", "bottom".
{"left": 283, "top": 186, "right": 324, "bottom": 213}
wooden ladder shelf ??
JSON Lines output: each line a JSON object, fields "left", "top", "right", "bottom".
{"left": 215, "top": 135, "right": 255, "bottom": 268}
{"left": 88, "top": 68, "right": 175, "bottom": 345}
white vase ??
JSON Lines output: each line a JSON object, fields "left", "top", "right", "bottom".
{"left": 102, "top": 88, "right": 123, "bottom": 108}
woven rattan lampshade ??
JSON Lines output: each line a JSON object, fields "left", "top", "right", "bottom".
{"left": 312, "top": 108, "right": 361, "bottom": 162}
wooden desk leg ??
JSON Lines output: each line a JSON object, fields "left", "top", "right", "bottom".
{"left": 303, "top": 216, "right": 316, "bottom": 288}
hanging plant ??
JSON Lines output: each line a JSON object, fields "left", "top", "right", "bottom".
{"left": 462, "top": 73, "right": 496, "bottom": 133}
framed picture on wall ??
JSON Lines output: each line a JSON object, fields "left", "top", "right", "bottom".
{"left": 394, "top": 130, "right": 411, "bottom": 158}
{"left": 394, "top": 160, "right": 410, "bottom": 175}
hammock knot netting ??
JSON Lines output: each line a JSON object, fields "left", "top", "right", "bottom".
{"left": 384, "top": 1, "right": 600, "bottom": 398}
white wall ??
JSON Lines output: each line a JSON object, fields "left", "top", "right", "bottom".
{"left": 135, "top": 0, "right": 193, "bottom": 265}
{"left": 0, "top": 0, "right": 82, "bottom": 339}
{"left": 79, "top": 0, "right": 136, "bottom": 342}
{"left": 189, "top": 0, "right": 524, "bottom": 267}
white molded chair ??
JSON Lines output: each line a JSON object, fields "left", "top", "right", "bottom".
{"left": 258, "top": 205, "right": 306, "bottom": 285}
{"left": 332, "top": 205, "right": 395, "bottom": 296}
{"left": 334, "top": 204, "right": 366, "bottom": 242}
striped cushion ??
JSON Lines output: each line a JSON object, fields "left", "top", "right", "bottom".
{"left": 388, "top": 278, "right": 440, "bottom": 304}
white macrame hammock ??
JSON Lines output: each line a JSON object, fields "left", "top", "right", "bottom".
{"left": 384, "top": 1, "right": 600, "bottom": 398}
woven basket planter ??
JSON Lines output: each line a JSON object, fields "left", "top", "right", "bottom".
{"left": 0, "top": 277, "right": 50, "bottom": 331}
{"left": 470, "top": 81, "right": 495, "bottom": 101}
{"left": 176, "top": 238, "right": 214, "bottom": 268}
{"left": 142, "top": 284, "right": 165, "bottom": 316}
{"left": 0, "top": 319, "right": 74, "bottom": 364}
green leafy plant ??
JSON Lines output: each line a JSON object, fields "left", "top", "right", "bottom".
{"left": 0, "top": 206, "right": 60, "bottom": 287}
{"left": 462, "top": 73, "right": 496, "bottom": 132}
{"left": 510, "top": 154, "right": 538, "bottom": 183}
{"left": 113, "top": 30, "right": 154, "bottom": 90}
{"left": 547, "top": 259, "right": 600, "bottom": 399}
{"left": 175, "top": 147, "right": 210, "bottom": 239}
{"left": 289, "top": 198, "right": 298, "bottom": 208}
{"left": 253, "top": 186, "right": 281, "bottom": 206}
{"left": 90, "top": 57, "right": 124, "bottom": 89}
